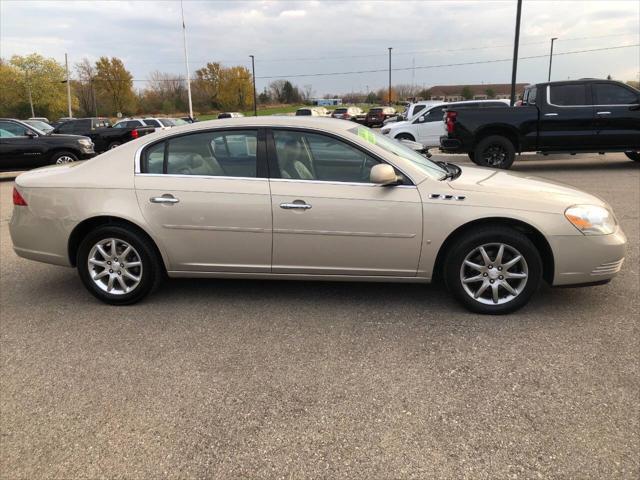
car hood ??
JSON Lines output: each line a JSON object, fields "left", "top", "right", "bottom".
{"left": 446, "top": 164, "right": 607, "bottom": 213}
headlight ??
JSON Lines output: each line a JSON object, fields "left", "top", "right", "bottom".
{"left": 380, "top": 128, "right": 390, "bottom": 135}
{"left": 565, "top": 205, "right": 617, "bottom": 235}
{"left": 78, "top": 138, "right": 93, "bottom": 147}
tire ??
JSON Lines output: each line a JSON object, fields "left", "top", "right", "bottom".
{"left": 395, "top": 133, "right": 415, "bottom": 141}
{"left": 473, "top": 135, "right": 516, "bottom": 169}
{"left": 625, "top": 151, "right": 640, "bottom": 162}
{"left": 50, "top": 151, "right": 78, "bottom": 165}
{"left": 444, "top": 226, "right": 542, "bottom": 315}
{"left": 108, "top": 142, "right": 122, "bottom": 150}
{"left": 77, "top": 225, "right": 164, "bottom": 305}
{"left": 467, "top": 152, "right": 481, "bottom": 165}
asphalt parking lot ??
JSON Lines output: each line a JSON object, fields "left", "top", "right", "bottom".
{"left": 1, "top": 153, "right": 638, "bottom": 479}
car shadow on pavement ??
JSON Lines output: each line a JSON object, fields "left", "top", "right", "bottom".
{"left": 509, "top": 158, "right": 639, "bottom": 173}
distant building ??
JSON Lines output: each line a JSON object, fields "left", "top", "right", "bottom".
{"left": 312, "top": 98, "right": 342, "bottom": 106}
{"left": 427, "top": 83, "right": 528, "bottom": 102}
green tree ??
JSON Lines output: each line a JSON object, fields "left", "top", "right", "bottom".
{"left": 484, "top": 88, "right": 496, "bottom": 99}
{"left": 2, "top": 53, "right": 71, "bottom": 119}
{"left": 192, "top": 62, "right": 223, "bottom": 111}
{"left": 94, "top": 57, "right": 136, "bottom": 115}
{"left": 461, "top": 86, "right": 474, "bottom": 100}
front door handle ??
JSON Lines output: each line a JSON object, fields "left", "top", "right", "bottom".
{"left": 150, "top": 194, "right": 179, "bottom": 204}
{"left": 544, "top": 113, "right": 558, "bottom": 117}
{"left": 596, "top": 111, "right": 611, "bottom": 115}
{"left": 280, "top": 202, "right": 312, "bottom": 210}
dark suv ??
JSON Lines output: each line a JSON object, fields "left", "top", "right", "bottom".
{"left": 0, "top": 119, "right": 95, "bottom": 171}
{"left": 365, "top": 106, "right": 397, "bottom": 127}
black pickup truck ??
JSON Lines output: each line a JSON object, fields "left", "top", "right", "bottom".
{"left": 0, "top": 118, "right": 95, "bottom": 170}
{"left": 53, "top": 117, "right": 155, "bottom": 152}
{"left": 440, "top": 79, "right": 640, "bottom": 169}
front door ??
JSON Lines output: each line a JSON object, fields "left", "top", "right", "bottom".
{"left": 268, "top": 129, "right": 423, "bottom": 276}
{"left": 135, "top": 128, "right": 272, "bottom": 273}
{"left": 414, "top": 105, "right": 447, "bottom": 146}
{"left": 592, "top": 82, "right": 640, "bottom": 149}
{"left": 0, "top": 121, "right": 45, "bottom": 169}
{"left": 539, "top": 83, "right": 596, "bottom": 149}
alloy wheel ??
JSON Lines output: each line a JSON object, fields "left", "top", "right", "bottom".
{"left": 460, "top": 243, "right": 528, "bottom": 305}
{"left": 87, "top": 238, "right": 143, "bottom": 295}
{"left": 56, "top": 155, "right": 75, "bottom": 164}
{"left": 482, "top": 145, "right": 507, "bottom": 166}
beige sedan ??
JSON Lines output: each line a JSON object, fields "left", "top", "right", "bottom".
{"left": 9, "top": 117, "right": 626, "bottom": 314}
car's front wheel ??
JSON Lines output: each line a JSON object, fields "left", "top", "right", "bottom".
{"left": 625, "top": 151, "right": 640, "bottom": 162}
{"left": 444, "top": 226, "right": 542, "bottom": 314}
{"left": 51, "top": 151, "right": 78, "bottom": 165}
{"left": 108, "top": 142, "right": 122, "bottom": 150}
{"left": 77, "top": 225, "right": 163, "bottom": 305}
{"left": 395, "top": 133, "right": 415, "bottom": 141}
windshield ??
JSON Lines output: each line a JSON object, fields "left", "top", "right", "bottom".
{"left": 348, "top": 126, "right": 447, "bottom": 180}
{"left": 171, "top": 118, "right": 188, "bottom": 125}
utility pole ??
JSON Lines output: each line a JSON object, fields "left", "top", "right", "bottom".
{"left": 91, "top": 77, "right": 98, "bottom": 116}
{"left": 25, "top": 70, "right": 35, "bottom": 118}
{"left": 548, "top": 37, "right": 558, "bottom": 81}
{"left": 249, "top": 55, "right": 257, "bottom": 116}
{"left": 181, "top": 0, "right": 194, "bottom": 120}
{"left": 65, "top": 53, "right": 72, "bottom": 117}
{"left": 388, "top": 47, "right": 392, "bottom": 105}
{"left": 509, "top": 0, "right": 522, "bottom": 106}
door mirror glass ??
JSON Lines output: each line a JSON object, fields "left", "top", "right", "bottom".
{"left": 370, "top": 164, "right": 398, "bottom": 185}
{"left": 25, "top": 130, "right": 37, "bottom": 138}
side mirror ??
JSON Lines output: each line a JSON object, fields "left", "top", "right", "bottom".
{"left": 370, "top": 164, "right": 398, "bottom": 186}
{"left": 25, "top": 130, "right": 37, "bottom": 138}
{"left": 418, "top": 116, "right": 425, "bottom": 123}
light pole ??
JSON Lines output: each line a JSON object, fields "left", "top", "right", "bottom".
{"left": 548, "top": 37, "right": 558, "bottom": 81}
{"left": 65, "top": 53, "right": 72, "bottom": 118}
{"left": 25, "top": 70, "right": 35, "bottom": 118}
{"left": 388, "top": 47, "right": 392, "bottom": 105}
{"left": 249, "top": 55, "right": 257, "bottom": 116}
{"left": 509, "top": 0, "right": 522, "bottom": 106}
{"left": 181, "top": 0, "right": 194, "bottom": 120}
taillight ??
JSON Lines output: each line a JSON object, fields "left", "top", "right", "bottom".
{"left": 12, "top": 187, "right": 27, "bottom": 206}
{"left": 343, "top": 113, "right": 350, "bottom": 119}
{"left": 445, "top": 111, "right": 457, "bottom": 134}
{"left": 131, "top": 129, "right": 139, "bottom": 139}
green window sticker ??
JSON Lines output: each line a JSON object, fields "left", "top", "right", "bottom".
{"left": 357, "top": 127, "right": 376, "bottom": 145}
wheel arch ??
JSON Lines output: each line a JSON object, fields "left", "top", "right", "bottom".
{"left": 393, "top": 130, "right": 416, "bottom": 141}
{"left": 47, "top": 146, "right": 82, "bottom": 162}
{"left": 432, "top": 217, "right": 554, "bottom": 285}
{"left": 473, "top": 125, "right": 521, "bottom": 152}
{"left": 68, "top": 215, "right": 167, "bottom": 271}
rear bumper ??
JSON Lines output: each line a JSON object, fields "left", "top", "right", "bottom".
{"left": 439, "top": 136, "right": 462, "bottom": 151}
{"left": 550, "top": 227, "right": 627, "bottom": 286}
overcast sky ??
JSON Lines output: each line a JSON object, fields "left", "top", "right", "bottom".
{"left": 1, "top": 0, "right": 638, "bottom": 95}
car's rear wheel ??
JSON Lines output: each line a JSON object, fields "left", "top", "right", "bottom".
{"left": 474, "top": 135, "right": 516, "bottom": 169}
{"left": 467, "top": 152, "right": 481, "bottom": 164}
{"left": 108, "top": 142, "right": 122, "bottom": 150}
{"left": 444, "top": 226, "right": 542, "bottom": 314}
{"left": 395, "top": 133, "right": 415, "bottom": 141}
{"left": 51, "top": 151, "right": 78, "bottom": 165}
{"left": 625, "top": 151, "right": 640, "bottom": 162}
{"left": 77, "top": 225, "right": 163, "bottom": 305}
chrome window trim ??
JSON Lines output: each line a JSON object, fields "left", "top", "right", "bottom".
{"left": 135, "top": 173, "right": 266, "bottom": 181}
{"left": 269, "top": 178, "right": 417, "bottom": 188}
{"left": 546, "top": 84, "right": 639, "bottom": 108}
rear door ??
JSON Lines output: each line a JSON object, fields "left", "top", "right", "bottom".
{"left": 135, "top": 128, "right": 272, "bottom": 273}
{"left": 592, "top": 82, "right": 640, "bottom": 149}
{"left": 539, "top": 83, "right": 596, "bottom": 149}
{"left": 268, "top": 128, "right": 422, "bottom": 276}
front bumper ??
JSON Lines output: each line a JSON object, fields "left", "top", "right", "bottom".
{"left": 550, "top": 227, "right": 627, "bottom": 286}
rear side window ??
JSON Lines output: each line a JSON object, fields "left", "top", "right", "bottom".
{"left": 549, "top": 84, "right": 589, "bottom": 106}
{"left": 593, "top": 83, "right": 638, "bottom": 105}
{"left": 142, "top": 130, "right": 258, "bottom": 178}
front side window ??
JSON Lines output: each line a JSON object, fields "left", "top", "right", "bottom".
{"left": 142, "top": 130, "right": 258, "bottom": 177}
{"left": 273, "top": 130, "right": 379, "bottom": 183}
{"left": 527, "top": 87, "right": 537, "bottom": 105}
{"left": 0, "top": 121, "right": 28, "bottom": 137}
{"left": 549, "top": 84, "right": 589, "bottom": 106}
{"left": 594, "top": 83, "right": 638, "bottom": 105}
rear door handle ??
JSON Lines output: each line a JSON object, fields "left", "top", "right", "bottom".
{"left": 150, "top": 194, "right": 179, "bottom": 204}
{"left": 280, "top": 202, "right": 312, "bottom": 210}
{"left": 596, "top": 111, "right": 611, "bottom": 115}
{"left": 544, "top": 113, "right": 558, "bottom": 117}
